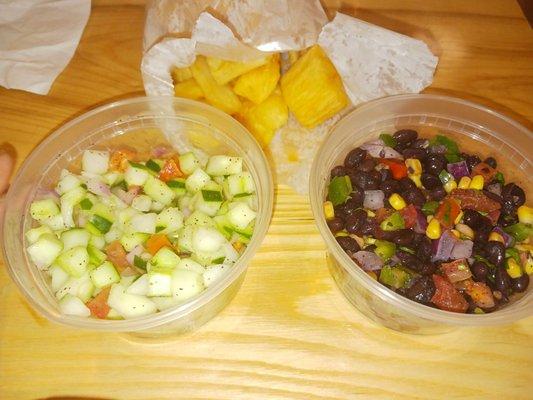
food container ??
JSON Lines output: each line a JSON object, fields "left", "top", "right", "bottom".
{"left": 310, "top": 94, "right": 532, "bottom": 334}
{"left": 1, "top": 97, "right": 273, "bottom": 335}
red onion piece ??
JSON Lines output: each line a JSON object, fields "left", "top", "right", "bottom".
{"left": 414, "top": 208, "right": 428, "bottom": 234}
{"left": 492, "top": 226, "right": 514, "bottom": 247}
{"left": 113, "top": 185, "right": 141, "bottom": 205}
{"left": 360, "top": 140, "right": 402, "bottom": 159}
{"left": 450, "top": 239, "right": 473, "bottom": 260}
{"left": 151, "top": 145, "right": 174, "bottom": 158}
{"left": 352, "top": 251, "right": 384, "bottom": 271}
{"left": 363, "top": 190, "right": 385, "bottom": 210}
{"left": 486, "top": 183, "right": 502, "bottom": 196}
{"left": 126, "top": 244, "right": 144, "bottom": 266}
{"left": 447, "top": 161, "right": 469, "bottom": 179}
{"left": 87, "top": 178, "right": 111, "bottom": 197}
{"left": 431, "top": 230, "right": 456, "bottom": 262}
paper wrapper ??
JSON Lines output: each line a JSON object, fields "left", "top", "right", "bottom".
{"left": 141, "top": 1, "right": 438, "bottom": 194}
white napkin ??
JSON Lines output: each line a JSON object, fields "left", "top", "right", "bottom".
{"left": 0, "top": 0, "right": 91, "bottom": 95}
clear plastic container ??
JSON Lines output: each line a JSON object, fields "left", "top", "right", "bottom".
{"left": 2, "top": 97, "right": 273, "bottom": 335}
{"left": 310, "top": 94, "right": 532, "bottom": 334}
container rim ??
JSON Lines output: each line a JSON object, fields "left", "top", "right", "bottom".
{"left": 2, "top": 96, "right": 274, "bottom": 331}
{"left": 310, "top": 93, "right": 532, "bottom": 326}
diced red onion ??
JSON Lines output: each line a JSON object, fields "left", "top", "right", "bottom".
{"left": 152, "top": 145, "right": 174, "bottom": 158}
{"left": 352, "top": 251, "right": 384, "bottom": 271}
{"left": 486, "top": 183, "right": 502, "bottom": 196}
{"left": 87, "top": 178, "right": 111, "bottom": 197}
{"left": 431, "top": 230, "right": 456, "bottom": 262}
{"left": 360, "top": 141, "right": 402, "bottom": 159}
{"left": 77, "top": 213, "right": 87, "bottom": 227}
{"left": 126, "top": 244, "right": 144, "bottom": 266}
{"left": 414, "top": 208, "right": 428, "bottom": 234}
{"left": 181, "top": 206, "right": 192, "bottom": 218}
{"left": 450, "top": 239, "right": 473, "bottom": 259}
{"left": 492, "top": 226, "right": 514, "bottom": 247}
{"left": 447, "top": 161, "right": 469, "bottom": 180}
{"left": 363, "top": 190, "right": 385, "bottom": 210}
{"left": 113, "top": 185, "right": 140, "bottom": 205}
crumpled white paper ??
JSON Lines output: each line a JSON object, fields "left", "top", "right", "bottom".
{"left": 0, "top": 0, "right": 90, "bottom": 95}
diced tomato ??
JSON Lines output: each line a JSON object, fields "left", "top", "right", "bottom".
{"left": 146, "top": 234, "right": 172, "bottom": 255}
{"left": 449, "top": 189, "right": 500, "bottom": 213}
{"left": 109, "top": 148, "right": 137, "bottom": 172}
{"left": 487, "top": 209, "right": 501, "bottom": 225}
{"left": 86, "top": 287, "right": 111, "bottom": 319}
{"left": 471, "top": 162, "right": 497, "bottom": 182}
{"left": 105, "top": 241, "right": 129, "bottom": 272}
{"left": 379, "top": 159, "right": 408, "bottom": 180}
{"left": 435, "top": 198, "right": 461, "bottom": 228}
{"left": 159, "top": 158, "right": 183, "bottom": 182}
{"left": 464, "top": 280, "right": 495, "bottom": 309}
{"left": 430, "top": 274, "right": 469, "bottom": 313}
{"left": 439, "top": 259, "right": 472, "bottom": 283}
{"left": 399, "top": 204, "right": 418, "bottom": 228}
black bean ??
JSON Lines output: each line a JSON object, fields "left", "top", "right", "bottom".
{"left": 327, "top": 217, "right": 344, "bottom": 233}
{"left": 374, "top": 228, "right": 395, "bottom": 241}
{"left": 424, "top": 154, "right": 447, "bottom": 176}
{"left": 358, "top": 158, "right": 377, "bottom": 172}
{"left": 465, "top": 154, "right": 482, "bottom": 171}
{"left": 403, "top": 187, "right": 426, "bottom": 207}
{"left": 369, "top": 170, "right": 383, "bottom": 185}
{"left": 336, "top": 236, "right": 360, "bottom": 253}
{"left": 502, "top": 183, "right": 525, "bottom": 208}
{"left": 511, "top": 274, "right": 529, "bottom": 293}
{"left": 501, "top": 198, "right": 516, "bottom": 216}
{"left": 417, "top": 262, "right": 437, "bottom": 276}
{"left": 416, "top": 237, "right": 433, "bottom": 262}
{"left": 399, "top": 177, "right": 416, "bottom": 191}
{"left": 484, "top": 157, "right": 497, "bottom": 168}
{"left": 406, "top": 276, "right": 436, "bottom": 304}
{"left": 349, "top": 187, "right": 365, "bottom": 207}
{"left": 485, "top": 241, "right": 506, "bottom": 267}
{"left": 393, "top": 129, "right": 418, "bottom": 145}
{"left": 421, "top": 173, "right": 441, "bottom": 190}
{"left": 361, "top": 217, "right": 377, "bottom": 236}
{"left": 483, "top": 190, "right": 503, "bottom": 205}
{"left": 344, "top": 209, "right": 367, "bottom": 235}
{"left": 396, "top": 250, "right": 417, "bottom": 266}
{"left": 494, "top": 266, "right": 511, "bottom": 296}
{"left": 412, "top": 139, "right": 429, "bottom": 149}
{"left": 498, "top": 212, "right": 518, "bottom": 227}
{"left": 471, "top": 261, "right": 489, "bottom": 282}
{"left": 429, "top": 187, "right": 446, "bottom": 201}
{"left": 463, "top": 209, "right": 482, "bottom": 229}
{"left": 349, "top": 171, "right": 380, "bottom": 190}
{"left": 391, "top": 229, "right": 415, "bottom": 246}
{"left": 379, "top": 168, "right": 393, "bottom": 182}
{"left": 344, "top": 148, "right": 367, "bottom": 169}
{"left": 380, "top": 179, "right": 401, "bottom": 197}
{"left": 330, "top": 165, "right": 347, "bottom": 178}
{"left": 402, "top": 148, "right": 427, "bottom": 160}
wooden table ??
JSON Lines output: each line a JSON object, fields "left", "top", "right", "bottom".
{"left": 1, "top": 1, "right": 532, "bottom": 399}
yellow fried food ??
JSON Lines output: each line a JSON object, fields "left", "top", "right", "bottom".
{"left": 173, "top": 78, "right": 204, "bottom": 100}
{"left": 206, "top": 56, "right": 269, "bottom": 85}
{"left": 280, "top": 45, "right": 348, "bottom": 128}
{"left": 233, "top": 54, "right": 280, "bottom": 104}
{"left": 190, "top": 56, "right": 242, "bottom": 115}
{"left": 171, "top": 66, "right": 193, "bottom": 83}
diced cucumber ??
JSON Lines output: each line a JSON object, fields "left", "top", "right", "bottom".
{"left": 192, "top": 226, "right": 225, "bottom": 253}
{"left": 194, "top": 192, "right": 222, "bottom": 216}
{"left": 102, "top": 171, "right": 123, "bottom": 186}
{"left": 227, "top": 202, "right": 256, "bottom": 230}
{"left": 178, "top": 194, "right": 193, "bottom": 210}
{"left": 147, "top": 272, "right": 172, "bottom": 297}
{"left": 222, "top": 242, "right": 239, "bottom": 265}
{"left": 50, "top": 264, "right": 70, "bottom": 292}
{"left": 125, "top": 163, "right": 149, "bottom": 186}
{"left": 106, "top": 308, "right": 124, "bottom": 320}
{"left": 61, "top": 229, "right": 91, "bottom": 250}
{"left": 150, "top": 296, "right": 180, "bottom": 311}
{"left": 170, "top": 269, "right": 204, "bottom": 302}
{"left": 143, "top": 176, "right": 174, "bottom": 205}
{"left": 192, "top": 246, "right": 225, "bottom": 267}
{"left": 107, "top": 284, "right": 157, "bottom": 319}
{"left": 120, "top": 275, "right": 139, "bottom": 288}
{"left": 117, "top": 207, "right": 138, "bottom": 229}
{"left": 127, "top": 213, "right": 156, "bottom": 234}
{"left": 89, "top": 234, "right": 106, "bottom": 250}
{"left": 177, "top": 258, "right": 206, "bottom": 274}
{"left": 56, "top": 171, "right": 81, "bottom": 195}
{"left": 203, "top": 264, "right": 229, "bottom": 287}
{"left": 185, "top": 168, "right": 210, "bottom": 193}
{"left": 91, "top": 202, "right": 115, "bottom": 222}
{"left": 55, "top": 273, "right": 94, "bottom": 302}
{"left": 150, "top": 247, "right": 180, "bottom": 271}
{"left": 90, "top": 261, "right": 120, "bottom": 288}
{"left": 59, "top": 294, "right": 91, "bottom": 317}
{"left": 80, "top": 198, "right": 93, "bottom": 210}
{"left": 179, "top": 151, "right": 201, "bottom": 174}
{"left": 30, "top": 198, "right": 60, "bottom": 222}
{"left": 120, "top": 232, "right": 149, "bottom": 252}
{"left": 41, "top": 214, "right": 66, "bottom": 231}
{"left": 61, "top": 186, "right": 86, "bottom": 228}
{"left": 126, "top": 274, "right": 149, "bottom": 295}
{"left": 206, "top": 155, "right": 242, "bottom": 176}
{"left": 232, "top": 221, "right": 254, "bottom": 244}
{"left": 156, "top": 207, "right": 183, "bottom": 234}
{"left": 27, "top": 233, "right": 63, "bottom": 270}
{"left": 167, "top": 179, "right": 186, "bottom": 197}
{"left": 89, "top": 214, "right": 113, "bottom": 234}
{"left": 145, "top": 159, "right": 162, "bottom": 173}
{"left": 213, "top": 214, "right": 233, "bottom": 239}
{"left": 82, "top": 150, "right": 110, "bottom": 175}
{"left": 185, "top": 210, "right": 214, "bottom": 227}
{"left": 177, "top": 225, "right": 194, "bottom": 253}
{"left": 226, "top": 172, "right": 255, "bottom": 196}
{"left": 56, "top": 246, "right": 89, "bottom": 277}
{"left": 25, "top": 225, "right": 53, "bottom": 244}
{"left": 134, "top": 255, "right": 148, "bottom": 271}
{"left": 87, "top": 244, "right": 107, "bottom": 266}
{"left": 131, "top": 195, "right": 152, "bottom": 212}
{"left": 150, "top": 201, "right": 165, "bottom": 212}
{"left": 104, "top": 227, "right": 122, "bottom": 243}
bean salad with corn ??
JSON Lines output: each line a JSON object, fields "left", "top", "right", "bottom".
{"left": 324, "top": 129, "right": 532, "bottom": 313}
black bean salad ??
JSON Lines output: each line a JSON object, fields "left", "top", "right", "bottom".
{"left": 325, "top": 129, "right": 532, "bottom": 313}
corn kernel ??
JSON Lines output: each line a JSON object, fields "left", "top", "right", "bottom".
{"left": 488, "top": 231, "right": 505, "bottom": 243}
{"left": 365, "top": 236, "right": 376, "bottom": 245}
{"left": 469, "top": 175, "right": 485, "bottom": 190}
{"left": 352, "top": 234, "right": 365, "bottom": 249}
{"left": 426, "top": 218, "right": 441, "bottom": 239}
{"left": 408, "top": 174, "right": 423, "bottom": 188}
{"left": 335, "top": 231, "right": 349, "bottom": 237}
{"left": 454, "top": 211, "right": 464, "bottom": 225}
{"left": 366, "top": 210, "right": 376, "bottom": 217}
{"left": 506, "top": 258, "right": 523, "bottom": 279}
{"left": 525, "top": 256, "right": 533, "bottom": 275}
{"left": 458, "top": 176, "right": 471, "bottom": 189}
{"left": 405, "top": 158, "right": 422, "bottom": 175}
{"left": 515, "top": 243, "right": 533, "bottom": 254}
{"left": 324, "top": 201, "right": 334, "bottom": 220}
{"left": 389, "top": 193, "right": 407, "bottom": 210}
{"left": 517, "top": 205, "right": 533, "bottom": 225}
{"left": 451, "top": 229, "right": 461, "bottom": 239}
{"left": 444, "top": 179, "right": 457, "bottom": 193}
{"left": 456, "top": 223, "right": 475, "bottom": 239}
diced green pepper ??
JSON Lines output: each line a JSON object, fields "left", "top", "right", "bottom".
{"left": 398, "top": 246, "right": 415, "bottom": 254}
{"left": 374, "top": 240, "right": 396, "bottom": 261}
{"left": 421, "top": 201, "right": 439, "bottom": 216}
{"left": 328, "top": 175, "right": 352, "bottom": 207}
{"left": 79, "top": 198, "right": 93, "bottom": 210}
{"left": 430, "top": 135, "right": 461, "bottom": 163}
{"left": 379, "top": 133, "right": 397, "bottom": 148}
{"left": 505, "top": 247, "right": 521, "bottom": 264}
{"left": 380, "top": 212, "right": 405, "bottom": 231}
{"left": 495, "top": 172, "right": 505, "bottom": 186}
{"left": 438, "top": 170, "right": 454, "bottom": 185}
{"left": 379, "top": 265, "right": 411, "bottom": 289}
{"left": 504, "top": 223, "right": 533, "bottom": 242}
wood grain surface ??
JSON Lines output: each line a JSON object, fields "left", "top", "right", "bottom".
{"left": 1, "top": 1, "right": 532, "bottom": 399}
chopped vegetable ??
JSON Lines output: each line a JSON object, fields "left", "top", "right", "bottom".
{"left": 159, "top": 158, "right": 183, "bottom": 182}
{"left": 379, "top": 265, "right": 411, "bottom": 289}
{"left": 145, "top": 233, "right": 172, "bottom": 256}
{"left": 380, "top": 212, "right": 405, "bottom": 231}
{"left": 421, "top": 201, "right": 439, "bottom": 216}
{"left": 504, "top": 223, "right": 533, "bottom": 242}
{"left": 379, "top": 133, "right": 397, "bottom": 148}
{"left": 327, "top": 175, "right": 352, "bottom": 206}
{"left": 379, "top": 159, "right": 408, "bottom": 180}
{"left": 430, "top": 274, "right": 468, "bottom": 313}
{"left": 435, "top": 198, "right": 461, "bottom": 228}
{"left": 440, "top": 259, "right": 472, "bottom": 283}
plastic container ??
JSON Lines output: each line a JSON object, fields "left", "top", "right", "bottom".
{"left": 310, "top": 94, "right": 532, "bottom": 334}
{"left": 2, "top": 97, "right": 273, "bottom": 335}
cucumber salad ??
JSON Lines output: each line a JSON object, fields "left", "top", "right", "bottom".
{"left": 25, "top": 147, "right": 257, "bottom": 319}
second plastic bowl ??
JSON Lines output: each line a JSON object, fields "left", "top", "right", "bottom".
{"left": 310, "top": 94, "right": 532, "bottom": 334}
{"left": 2, "top": 97, "right": 273, "bottom": 335}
